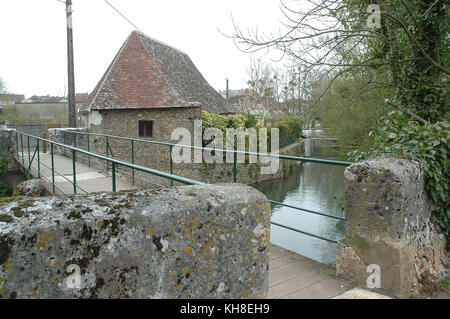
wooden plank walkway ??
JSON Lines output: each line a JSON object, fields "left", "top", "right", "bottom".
{"left": 268, "top": 244, "right": 353, "bottom": 299}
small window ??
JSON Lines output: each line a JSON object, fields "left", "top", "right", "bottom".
{"left": 139, "top": 120, "right": 153, "bottom": 137}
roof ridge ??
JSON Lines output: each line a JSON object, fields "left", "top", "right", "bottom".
{"left": 133, "top": 30, "right": 189, "bottom": 57}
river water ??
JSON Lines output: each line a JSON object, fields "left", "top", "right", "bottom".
{"left": 252, "top": 131, "right": 347, "bottom": 265}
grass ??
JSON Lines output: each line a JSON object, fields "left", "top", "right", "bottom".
{"left": 440, "top": 277, "right": 450, "bottom": 293}
{"left": 410, "top": 275, "right": 450, "bottom": 298}
{"left": 327, "top": 265, "right": 337, "bottom": 276}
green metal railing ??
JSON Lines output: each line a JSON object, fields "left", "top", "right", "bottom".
{"left": 16, "top": 129, "right": 352, "bottom": 244}
{"left": 15, "top": 131, "right": 204, "bottom": 197}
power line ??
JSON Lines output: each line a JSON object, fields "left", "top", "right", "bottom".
{"left": 104, "top": 0, "right": 143, "bottom": 33}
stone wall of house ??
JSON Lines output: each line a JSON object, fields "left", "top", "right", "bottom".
{"left": 0, "top": 183, "right": 271, "bottom": 299}
{"left": 336, "top": 157, "right": 447, "bottom": 298}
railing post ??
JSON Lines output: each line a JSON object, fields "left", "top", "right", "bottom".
{"left": 131, "top": 139, "right": 135, "bottom": 186}
{"left": 20, "top": 134, "right": 24, "bottom": 167}
{"left": 15, "top": 131, "right": 18, "bottom": 161}
{"left": 106, "top": 136, "right": 109, "bottom": 172}
{"left": 87, "top": 134, "right": 91, "bottom": 167}
{"left": 51, "top": 143, "right": 55, "bottom": 194}
{"left": 37, "top": 139, "right": 40, "bottom": 178}
{"left": 233, "top": 149, "right": 237, "bottom": 183}
{"left": 112, "top": 162, "right": 116, "bottom": 192}
{"left": 63, "top": 131, "right": 66, "bottom": 156}
{"left": 27, "top": 135, "right": 31, "bottom": 166}
{"left": 42, "top": 133, "right": 47, "bottom": 153}
{"left": 72, "top": 148, "right": 77, "bottom": 194}
{"left": 73, "top": 132, "right": 77, "bottom": 149}
{"left": 169, "top": 145, "right": 173, "bottom": 186}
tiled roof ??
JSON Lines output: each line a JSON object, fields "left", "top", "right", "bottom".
{"left": 84, "top": 31, "right": 235, "bottom": 114}
{"left": 26, "top": 95, "right": 64, "bottom": 103}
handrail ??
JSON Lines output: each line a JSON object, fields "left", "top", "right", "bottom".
{"left": 15, "top": 131, "right": 205, "bottom": 187}
{"left": 59, "top": 129, "right": 353, "bottom": 167}
{"left": 271, "top": 221, "right": 339, "bottom": 244}
{"left": 269, "top": 200, "right": 346, "bottom": 221}
{"left": 16, "top": 129, "right": 348, "bottom": 245}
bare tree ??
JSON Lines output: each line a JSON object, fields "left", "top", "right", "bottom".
{"left": 0, "top": 76, "right": 7, "bottom": 94}
{"left": 231, "top": 0, "right": 449, "bottom": 122}
{"left": 0, "top": 76, "right": 9, "bottom": 108}
{"left": 246, "top": 57, "right": 277, "bottom": 99}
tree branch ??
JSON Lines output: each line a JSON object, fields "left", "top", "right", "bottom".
{"left": 385, "top": 99, "right": 429, "bottom": 125}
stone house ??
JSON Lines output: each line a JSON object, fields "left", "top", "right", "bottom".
{"left": 60, "top": 31, "right": 304, "bottom": 188}
{"left": 80, "top": 31, "right": 235, "bottom": 137}
{"left": 79, "top": 31, "right": 249, "bottom": 186}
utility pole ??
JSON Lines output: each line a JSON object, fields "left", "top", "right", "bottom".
{"left": 66, "top": 0, "right": 77, "bottom": 127}
{"left": 225, "top": 78, "right": 229, "bottom": 100}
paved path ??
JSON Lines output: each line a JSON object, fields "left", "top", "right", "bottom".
{"left": 17, "top": 152, "right": 392, "bottom": 299}
{"left": 19, "top": 152, "right": 136, "bottom": 195}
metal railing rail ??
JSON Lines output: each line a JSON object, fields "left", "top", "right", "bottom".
{"left": 60, "top": 130, "right": 352, "bottom": 167}
{"left": 17, "top": 129, "right": 352, "bottom": 244}
{"left": 75, "top": 152, "right": 166, "bottom": 189}
{"left": 15, "top": 131, "right": 204, "bottom": 196}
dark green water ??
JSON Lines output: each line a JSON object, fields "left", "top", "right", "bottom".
{"left": 252, "top": 139, "right": 347, "bottom": 265}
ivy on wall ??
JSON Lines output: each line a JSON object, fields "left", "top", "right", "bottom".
{"left": 349, "top": 111, "right": 449, "bottom": 242}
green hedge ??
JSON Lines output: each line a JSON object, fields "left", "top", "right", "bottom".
{"left": 270, "top": 117, "right": 303, "bottom": 148}
{"left": 200, "top": 112, "right": 303, "bottom": 151}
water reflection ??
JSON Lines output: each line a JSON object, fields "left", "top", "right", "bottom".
{"left": 252, "top": 139, "right": 347, "bottom": 265}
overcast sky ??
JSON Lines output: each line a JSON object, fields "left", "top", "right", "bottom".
{"left": 0, "top": 0, "right": 291, "bottom": 97}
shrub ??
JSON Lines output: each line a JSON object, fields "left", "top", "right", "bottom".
{"left": 244, "top": 113, "right": 258, "bottom": 128}
{"left": 349, "top": 111, "right": 449, "bottom": 241}
{"left": 270, "top": 117, "right": 303, "bottom": 148}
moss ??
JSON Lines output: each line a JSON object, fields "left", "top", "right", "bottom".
{"left": 327, "top": 265, "right": 337, "bottom": 276}
{"left": 347, "top": 236, "right": 370, "bottom": 253}
{"left": 0, "top": 214, "right": 13, "bottom": 223}
{"left": 0, "top": 196, "right": 29, "bottom": 207}
{"left": 440, "top": 277, "right": 450, "bottom": 293}
{"left": 17, "top": 199, "right": 35, "bottom": 208}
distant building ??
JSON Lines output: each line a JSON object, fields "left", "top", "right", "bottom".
{"left": 14, "top": 93, "right": 89, "bottom": 124}
{"left": 0, "top": 94, "right": 26, "bottom": 107}
{"left": 224, "top": 89, "right": 274, "bottom": 117}
{"left": 75, "top": 93, "right": 89, "bottom": 104}
{"left": 218, "top": 89, "right": 248, "bottom": 99}
{"left": 26, "top": 95, "right": 66, "bottom": 103}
